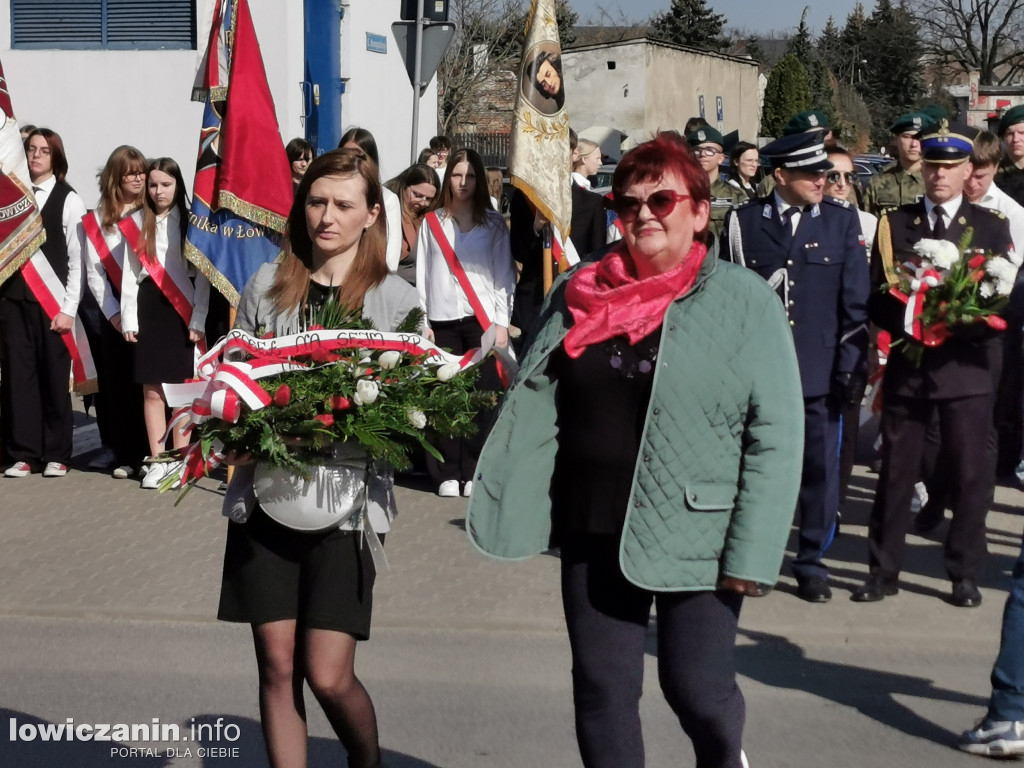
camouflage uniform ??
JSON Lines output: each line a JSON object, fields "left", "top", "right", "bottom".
{"left": 709, "top": 177, "right": 746, "bottom": 242}
{"left": 755, "top": 174, "right": 776, "bottom": 198}
{"left": 861, "top": 164, "right": 925, "bottom": 217}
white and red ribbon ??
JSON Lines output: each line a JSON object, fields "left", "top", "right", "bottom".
{"left": 20, "top": 251, "right": 96, "bottom": 387}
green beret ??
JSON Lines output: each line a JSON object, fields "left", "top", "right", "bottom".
{"left": 686, "top": 126, "right": 724, "bottom": 147}
{"left": 782, "top": 110, "right": 829, "bottom": 135}
{"left": 889, "top": 112, "right": 935, "bottom": 136}
{"left": 999, "top": 105, "right": 1024, "bottom": 136}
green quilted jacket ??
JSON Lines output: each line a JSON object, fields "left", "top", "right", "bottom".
{"left": 466, "top": 252, "right": 805, "bottom": 590}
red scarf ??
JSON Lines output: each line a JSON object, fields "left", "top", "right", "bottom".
{"left": 563, "top": 241, "right": 708, "bottom": 359}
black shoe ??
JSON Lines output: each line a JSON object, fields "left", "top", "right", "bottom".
{"left": 851, "top": 575, "right": 899, "bottom": 602}
{"left": 951, "top": 579, "right": 982, "bottom": 608}
{"left": 796, "top": 576, "right": 832, "bottom": 603}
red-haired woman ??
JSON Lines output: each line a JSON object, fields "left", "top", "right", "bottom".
{"left": 467, "top": 132, "right": 804, "bottom": 768}
{"left": 120, "top": 158, "right": 209, "bottom": 488}
{"left": 0, "top": 128, "right": 87, "bottom": 478}
{"left": 218, "top": 148, "right": 420, "bottom": 768}
{"left": 79, "top": 145, "right": 149, "bottom": 478}
{"left": 415, "top": 147, "right": 515, "bottom": 498}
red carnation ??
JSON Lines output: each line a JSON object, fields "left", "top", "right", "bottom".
{"left": 314, "top": 414, "right": 334, "bottom": 427}
{"left": 970, "top": 269, "right": 985, "bottom": 282}
{"left": 331, "top": 395, "right": 351, "bottom": 410}
{"left": 968, "top": 254, "right": 986, "bottom": 269}
{"left": 272, "top": 385, "right": 291, "bottom": 407}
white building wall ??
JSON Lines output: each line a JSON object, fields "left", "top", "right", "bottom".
{"left": 563, "top": 43, "right": 648, "bottom": 142}
{"left": 340, "top": 0, "right": 440, "bottom": 180}
{"left": 0, "top": 0, "right": 437, "bottom": 205}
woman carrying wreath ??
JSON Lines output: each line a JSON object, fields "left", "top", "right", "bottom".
{"left": 466, "top": 132, "right": 804, "bottom": 768}
{"left": 218, "top": 148, "right": 421, "bottom": 768}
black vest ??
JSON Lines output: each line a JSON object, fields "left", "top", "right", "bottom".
{"left": 1, "top": 180, "right": 73, "bottom": 302}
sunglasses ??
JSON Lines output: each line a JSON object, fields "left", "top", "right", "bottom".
{"left": 825, "top": 171, "right": 856, "bottom": 185}
{"left": 690, "top": 147, "right": 721, "bottom": 158}
{"left": 614, "top": 190, "right": 692, "bottom": 220}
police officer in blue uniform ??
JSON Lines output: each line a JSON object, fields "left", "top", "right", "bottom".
{"left": 721, "top": 131, "right": 870, "bottom": 602}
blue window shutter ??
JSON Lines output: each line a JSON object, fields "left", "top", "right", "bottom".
{"left": 12, "top": 0, "right": 195, "bottom": 50}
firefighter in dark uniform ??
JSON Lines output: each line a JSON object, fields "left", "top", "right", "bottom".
{"left": 721, "top": 130, "right": 870, "bottom": 603}
{"left": 852, "top": 121, "right": 1015, "bottom": 607}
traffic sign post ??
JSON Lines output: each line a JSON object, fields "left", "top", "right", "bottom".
{"left": 393, "top": 13, "right": 456, "bottom": 164}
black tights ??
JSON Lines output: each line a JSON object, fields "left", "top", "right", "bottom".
{"left": 560, "top": 536, "right": 746, "bottom": 768}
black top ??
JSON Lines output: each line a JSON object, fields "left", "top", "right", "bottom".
{"left": 549, "top": 329, "right": 660, "bottom": 540}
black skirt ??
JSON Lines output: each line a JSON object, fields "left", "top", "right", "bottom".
{"left": 217, "top": 505, "right": 381, "bottom": 639}
{"left": 134, "top": 278, "right": 195, "bottom": 385}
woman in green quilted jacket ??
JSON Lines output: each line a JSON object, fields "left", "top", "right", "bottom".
{"left": 466, "top": 132, "right": 804, "bottom": 768}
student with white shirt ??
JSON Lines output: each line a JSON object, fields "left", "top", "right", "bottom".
{"left": 0, "top": 128, "right": 87, "bottom": 478}
{"left": 78, "top": 145, "right": 149, "bottom": 479}
{"left": 339, "top": 128, "right": 403, "bottom": 274}
{"left": 416, "top": 147, "right": 515, "bottom": 497}
{"left": 120, "top": 158, "right": 209, "bottom": 489}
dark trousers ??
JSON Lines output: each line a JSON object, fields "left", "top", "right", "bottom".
{"left": 425, "top": 315, "right": 500, "bottom": 485}
{"left": 97, "top": 319, "right": 148, "bottom": 468}
{"left": 793, "top": 395, "right": 841, "bottom": 580}
{"left": 868, "top": 393, "right": 995, "bottom": 582}
{"left": 838, "top": 397, "right": 861, "bottom": 507}
{"left": 0, "top": 297, "right": 73, "bottom": 466}
{"left": 560, "top": 536, "right": 746, "bottom": 768}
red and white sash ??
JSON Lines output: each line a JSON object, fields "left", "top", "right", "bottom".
{"left": 425, "top": 211, "right": 492, "bottom": 332}
{"left": 118, "top": 212, "right": 194, "bottom": 328}
{"left": 81, "top": 210, "right": 123, "bottom": 290}
{"left": 20, "top": 251, "right": 96, "bottom": 389}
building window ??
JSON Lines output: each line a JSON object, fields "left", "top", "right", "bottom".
{"left": 12, "top": 0, "right": 196, "bottom": 50}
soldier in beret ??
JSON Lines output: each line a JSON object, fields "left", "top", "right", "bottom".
{"left": 685, "top": 126, "right": 745, "bottom": 245}
{"left": 861, "top": 112, "right": 935, "bottom": 217}
{"left": 721, "top": 130, "right": 870, "bottom": 603}
{"left": 996, "top": 105, "right": 1024, "bottom": 208}
{"left": 853, "top": 121, "right": 1014, "bottom": 608}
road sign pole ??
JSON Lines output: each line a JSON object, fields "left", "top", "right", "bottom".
{"left": 410, "top": 0, "right": 426, "bottom": 165}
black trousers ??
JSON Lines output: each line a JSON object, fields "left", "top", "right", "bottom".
{"left": 425, "top": 315, "right": 500, "bottom": 484}
{"left": 0, "top": 296, "right": 73, "bottom": 466}
{"left": 793, "top": 395, "right": 841, "bottom": 580}
{"left": 560, "top": 536, "right": 746, "bottom": 768}
{"left": 868, "top": 393, "right": 995, "bottom": 582}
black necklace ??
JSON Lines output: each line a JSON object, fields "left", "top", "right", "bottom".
{"left": 605, "top": 337, "right": 659, "bottom": 379}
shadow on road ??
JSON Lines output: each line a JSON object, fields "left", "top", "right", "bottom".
{"left": 733, "top": 629, "right": 988, "bottom": 747}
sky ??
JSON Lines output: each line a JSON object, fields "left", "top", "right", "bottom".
{"left": 569, "top": 0, "right": 867, "bottom": 35}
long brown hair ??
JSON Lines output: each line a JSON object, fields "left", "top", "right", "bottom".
{"left": 387, "top": 162, "right": 441, "bottom": 220}
{"left": 267, "top": 148, "right": 387, "bottom": 315}
{"left": 98, "top": 145, "right": 146, "bottom": 231}
{"left": 439, "top": 148, "right": 491, "bottom": 225}
{"left": 140, "top": 157, "right": 189, "bottom": 259}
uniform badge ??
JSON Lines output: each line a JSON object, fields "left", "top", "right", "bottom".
{"left": 809, "top": 114, "right": 819, "bottom": 127}
{"left": 697, "top": 130, "right": 706, "bottom": 141}
{"left": 958, "top": 216, "right": 967, "bottom": 225}
{"left": 763, "top": 204, "right": 772, "bottom": 219}
{"left": 810, "top": 204, "right": 820, "bottom": 218}
{"left": 913, "top": 217, "right": 922, "bottom": 226}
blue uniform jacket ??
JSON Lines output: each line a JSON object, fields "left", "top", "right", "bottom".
{"left": 720, "top": 195, "right": 870, "bottom": 398}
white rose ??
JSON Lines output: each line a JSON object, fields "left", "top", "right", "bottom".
{"left": 406, "top": 409, "right": 427, "bottom": 429}
{"left": 378, "top": 350, "right": 402, "bottom": 370}
{"left": 985, "top": 255, "right": 1017, "bottom": 284}
{"left": 352, "top": 379, "right": 380, "bottom": 406}
{"left": 436, "top": 362, "right": 461, "bottom": 382}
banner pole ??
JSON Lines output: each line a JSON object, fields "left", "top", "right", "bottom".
{"left": 542, "top": 223, "right": 553, "bottom": 296}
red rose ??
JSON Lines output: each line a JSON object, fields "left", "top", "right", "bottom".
{"left": 986, "top": 315, "right": 1008, "bottom": 330}
{"left": 970, "top": 269, "right": 985, "bottom": 282}
{"left": 331, "top": 395, "right": 351, "bottom": 410}
{"left": 314, "top": 414, "right": 334, "bottom": 426}
{"left": 968, "top": 255, "right": 986, "bottom": 269}
{"left": 272, "top": 385, "right": 291, "bottom": 407}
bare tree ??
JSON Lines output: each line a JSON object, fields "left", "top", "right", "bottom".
{"left": 437, "top": 0, "right": 523, "bottom": 135}
{"left": 908, "top": 0, "right": 1024, "bottom": 85}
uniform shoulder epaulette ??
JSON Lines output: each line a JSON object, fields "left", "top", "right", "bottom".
{"left": 822, "top": 196, "right": 851, "bottom": 208}
{"left": 984, "top": 207, "right": 1008, "bottom": 219}
{"left": 879, "top": 205, "right": 899, "bottom": 216}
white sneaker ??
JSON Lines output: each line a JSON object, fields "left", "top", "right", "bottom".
{"left": 141, "top": 462, "right": 166, "bottom": 489}
{"left": 112, "top": 465, "right": 134, "bottom": 480}
{"left": 438, "top": 480, "right": 460, "bottom": 497}
{"left": 4, "top": 461, "right": 32, "bottom": 478}
{"left": 462, "top": 480, "right": 474, "bottom": 497}
{"left": 42, "top": 462, "right": 68, "bottom": 478}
